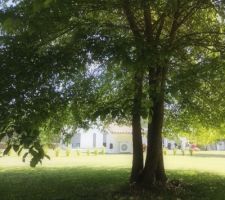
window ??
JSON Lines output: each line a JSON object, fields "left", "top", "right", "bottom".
{"left": 110, "top": 143, "right": 113, "bottom": 149}
{"left": 72, "top": 143, "right": 80, "bottom": 148}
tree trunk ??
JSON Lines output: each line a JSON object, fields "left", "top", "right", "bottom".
{"left": 155, "top": 135, "right": 167, "bottom": 183}
{"left": 130, "top": 69, "right": 144, "bottom": 183}
{"left": 141, "top": 97, "right": 166, "bottom": 186}
{"left": 138, "top": 66, "right": 167, "bottom": 187}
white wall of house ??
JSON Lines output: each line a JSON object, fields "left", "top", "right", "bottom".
{"left": 67, "top": 124, "right": 225, "bottom": 153}
{"left": 205, "top": 141, "right": 225, "bottom": 151}
{"left": 70, "top": 127, "right": 104, "bottom": 149}
{"left": 104, "top": 133, "right": 133, "bottom": 154}
{"left": 104, "top": 133, "right": 148, "bottom": 154}
{"left": 68, "top": 125, "right": 148, "bottom": 154}
{"left": 163, "top": 138, "right": 176, "bottom": 149}
{"left": 67, "top": 124, "right": 136, "bottom": 153}
{"left": 216, "top": 141, "right": 225, "bottom": 150}
{"left": 80, "top": 133, "right": 94, "bottom": 149}
{"left": 180, "top": 137, "right": 189, "bottom": 150}
{"left": 162, "top": 137, "right": 189, "bottom": 150}
{"left": 206, "top": 144, "right": 217, "bottom": 150}
{"left": 60, "top": 123, "right": 225, "bottom": 152}
{"left": 71, "top": 133, "right": 81, "bottom": 148}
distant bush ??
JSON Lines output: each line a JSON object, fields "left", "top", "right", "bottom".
{"left": 47, "top": 143, "right": 58, "bottom": 150}
{"left": 55, "top": 148, "right": 60, "bottom": 157}
{"left": 173, "top": 148, "right": 177, "bottom": 155}
{"left": 181, "top": 149, "right": 185, "bottom": 156}
{"left": 94, "top": 148, "right": 99, "bottom": 156}
{"left": 100, "top": 147, "right": 106, "bottom": 155}
{"left": 86, "top": 149, "right": 91, "bottom": 156}
{"left": 66, "top": 148, "right": 71, "bottom": 157}
{"left": 75, "top": 149, "right": 81, "bottom": 156}
{"left": 163, "top": 148, "right": 167, "bottom": 155}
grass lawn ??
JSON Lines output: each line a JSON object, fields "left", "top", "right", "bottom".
{"left": 0, "top": 151, "right": 225, "bottom": 200}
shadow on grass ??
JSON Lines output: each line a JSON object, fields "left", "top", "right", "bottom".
{"left": 0, "top": 167, "right": 224, "bottom": 200}
{"left": 167, "top": 171, "right": 225, "bottom": 200}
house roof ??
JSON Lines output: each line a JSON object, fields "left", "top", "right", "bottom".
{"left": 107, "top": 124, "right": 132, "bottom": 134}
{"left": 106, "top": 123, "right": 148, "bottom": 134}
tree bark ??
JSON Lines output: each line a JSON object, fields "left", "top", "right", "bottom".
{"left": 155, "top": 134, "right": 167, "bottom": 183}
{"left": 130, "top": 69, "right": 144, "bottom": 183}
{"left": 138, "top": 65, "right": 167, "bottom": 187}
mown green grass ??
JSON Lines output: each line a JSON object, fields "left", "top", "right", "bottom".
{"left": 0, "top": 151, "right": 225, "bottom": 200}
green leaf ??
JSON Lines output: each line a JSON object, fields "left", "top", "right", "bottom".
{"left": 3, "top": 145, "right": 12, "bottom": 156}
{"left": 30, "top": 157, "right": 39, "bottom": 167}
{"left": 13, "top": 145, "right": 20, "bottom": 152}
{"left": 45, "top": 154, "right": 50, "bottom": 160}
{"left": 0, "top": 133, "right": 6, "bottom": 141}
{"left": 18, "top": 147, "right": 23, "bottom": 156}
{"left": 22, "top": 152, "right": 29, "bottom": 162}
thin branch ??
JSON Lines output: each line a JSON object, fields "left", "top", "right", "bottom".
{"left": 33, "top": 20, "right": 129, "bottom": 50}
{"left": 177, "top": 5, "right": 197, "bottom": 28}
{"left": 175, "top": 31, "right": 225, "bottom": 43}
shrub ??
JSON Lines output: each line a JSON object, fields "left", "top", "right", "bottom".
{"left": 181, "top": 149, "right": 185, "bottom": 156}
{"left": 100, "top": 147, "right": 106, "bottom": 155}
{"left": 55, "top": 148, "right": 60, "bottom": 157}
{"left": 163, "top": 148, "right": 167, "bottom": 155}
{"left": 86, "top": 149, "right": 91, "bottom": 156}
{"left": 173, "top": 148, "right": 177, "bottom": 155}
{"left": 94, "top": 148, "right": 99, "bottom": 156}
{"left": 66, "top": 148, "right": 71, "bottom": 157}
{"left": 75, "top": 149, "right": 81, "bottom": 156}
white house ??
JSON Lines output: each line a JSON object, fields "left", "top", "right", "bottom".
{"left": 103, "top": 124, "right": 147, "bottom": 153}
{"left": 216, "top": 141, "right": 225, "bottom": 150}
{"left": 62, "top": 124, "right": 147, "bottom": 154}
{"left": 70, "top": 127, "right": 104, "bottom": 149}
{"left": 61, "top": 123, "right": 218, "bottom": 153}
{"left": 163, "top": 137, "right": 190, "bottom": 150}
{"left": 163, "top": 138, "right": 176, "bottom": 149}
{"left": 206, "top": 140, "right": 225, "bottom": 151}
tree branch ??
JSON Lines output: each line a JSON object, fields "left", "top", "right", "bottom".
{"left": 154, "top": 0, "right": 171, "bottom": 43}
{"left": 176, "top": 31, "right": 225, "bottom": 44}
{"left": 155, "top": 13, "right": 166, "bottom": 43}
{"left": 122, "top": 0, "right": 142, "bottom": 41}
{"left": 142, "top": 0, "right": 153, "bottom": 42}
{"left": 168, "top": 0, "right": 181, "bottom": 45}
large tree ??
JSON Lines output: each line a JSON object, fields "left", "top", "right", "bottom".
{"left": 1, "top": 0, "right": 225, "bottom": 188}
{"left": 120, "top": 0, "right": 225, "bottom": 186}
